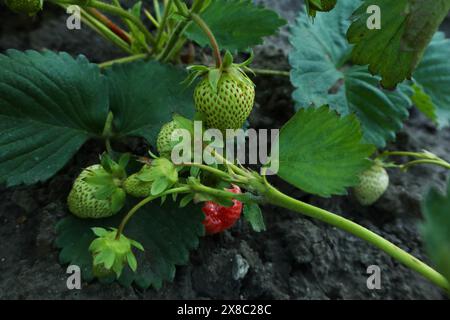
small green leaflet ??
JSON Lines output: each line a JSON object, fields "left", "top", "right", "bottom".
{"left": 421, "top": 179, "right": 450, "bottom": 285}
{"left": 0, "top": 50, "right": 109, "bottom": 186}
{"left": 243, "top": 203, "right": 266, "bottom": 232}
{"left": 347, "top": 0, "right": 450, "bottom": 89}
{"left": 289, "top": 0, "right": 412, "bottom": 148}
{"left": 56, "top": 200, "right": 205, "bottom": 289}
{"left": 412, "top": 32, "right": 450, "bottom": 128}
{"left": 272, "top": 106, "right": 375, "bottom": 197}
{"left": 411, "top": 84, "right": 438, "bottom": 124}
{"left": 186, "top": 0, "right": 286, "bottom": 51}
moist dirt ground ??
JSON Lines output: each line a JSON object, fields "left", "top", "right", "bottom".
{"left": 0, "top": 1, "right": 450, "bottom": 299}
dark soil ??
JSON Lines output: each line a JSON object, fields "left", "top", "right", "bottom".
{"left": 1, "top": 1, "right": 450, "bottom": 300}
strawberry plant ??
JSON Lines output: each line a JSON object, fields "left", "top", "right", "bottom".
{"left": 2, "top": 0, "right": 450, "bottom": 296}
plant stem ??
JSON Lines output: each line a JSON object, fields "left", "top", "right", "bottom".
{"left": 154, "top": 0, "right": 174, "bottom": 51}
{"left": 251, "top": 68, "right": 290, "bottom": 77}
{"left": 190, "top": 183, "right": 254, "bottom": 203}
{"left": 87, "top": 8, "right": 131, "bottom": 44}
{"left": 380, "top": 151, "right": 432, "bottom": 159}
{"left": 190, "top": 13, "right": 222, "bottom": 68}
{"left": 115, "top": 186, "right": 191, "bottom": 240}
{"left": 402, "top": 159, "right": 450, "bottom": 171}
{"left": 57, "top": 3, "right": 133, "bottom": 54}
{"left": 153, "top": 0, "right": 162, "bottom": 22}
{"left": 157, "top": 0, "right": 206, "bottom": 62}
{"left": 380, "top": 151, "right": 450, "bottom": 170}
{"left": 263, "top": 183, "right": 450, "bottom": 292}
{"left": 102, "top": 111, "right": 114, "bottom": 155}
{"left": 158, "top": 18, "right": 191, "bottom": 62}
{"left": 145, "top": 8, "right": 160, "bottom": 28}
{"left": 50, "top": 0, "right": 156, "bottom": 46}
{"left": 99, "top": 54, "right": 147, "bottom": 69}
{"left": 178, "top": 163, "right": 233, "bottom": 181}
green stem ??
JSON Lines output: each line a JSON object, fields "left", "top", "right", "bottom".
{"left": 178, "top": 163, "right": 233, "bottom": 181}
{"left": 190, "top": 13, "right": 222, "bottom": 68}
{"left": 380, "top": 151, "right": 432, "bottom": 159}
{"left": 264, "top": 183, "right": 449, "bottom": 292}
{"left": 99, "top": 54, "right": 147, "bottom": 69}
{"left": 157, "top": 19, "right": 191, "bottom": 62}
{"left": 50, "top": 0, "right": 156, "bottom": 47}
{"left": 380, "top": 151, "right": 450, "bottom": 170}
{"left": 173, "top": 0, "right": 188, "bottom": 15}
{"left": 252, "top": 68, "right": 290, "bottom": 77}
{"left": 402, "top": 159, "right": 450, "bottom": 170}
{"left": 157, "top": 0, "right": 206, "bottom": 62}
{"left": 102, "top": 111, "right": 114, "bottom": 155}
{"left": 154, "top": 0, "right": 174, "bottom": 51}
{"left": 153, "top": 0, "right": 162, "bottom": 22}
{"left": 115, "top": 186, "right": 190, "bottom": 240}
{"left": 190, "top": 183, "right": 254, "bottom": 203}
{"left": 57, "top": 3, "right": 133, "bottom": 54}
{"left": 102, "top": 111, "right": 114, "bottom": 137}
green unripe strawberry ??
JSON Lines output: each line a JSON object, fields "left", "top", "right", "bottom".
{"left": 5, "top": 0, "right": 43, "bottom": 15}
{"left": 188, "top": 51, "right": 255, "bottom": 132}
{"left": 123, "top": 166, "right": 153, "bottom": 198}
{"left": 194, "top": 73, "right": 255, "bottom": 132}
{"left": 67, "top": 165, "right": 126, "bottom": 219}
{"left": 157, "top": 120, "right": 180, "bottom": 158}
{"left": 353, "top": 164, "right": 389, "bottom": 206}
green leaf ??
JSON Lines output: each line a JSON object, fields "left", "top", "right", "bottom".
{"left": 272, "top": 106, "right": 375, "bottom": 197}
{"left": 56, "top": 200, "right": 205, "bottom": 289}
{"left": 151, "top": 178, "right": 169, "bottom": 195}
{"left": 347, "top": 0, "right": 450, "bottom": 89}
{"left": 289, "top": 0, "right": 412, "bottom": 148}
{"left": 92, "top": 184, "right": 117, "bottom": 201}
{"left": 126, "top": 252, "right": 138, "bottom": 272}
{"left": 92, "top": 227, "right": 108, "bottom": 237}
{"left": 185, "top": 0, "right": 286, "bottom": 51}
{"left": 84, "top": 174, "right": 114, "bottom": 186}
{"left": 411, "top": 83, "right": 438, "bottom": 124}
{"left": 421, "top": 179, "right": 450, "bottom": 284}
{"left": 107, "top": 60, "right": 194, "bottom": 146}
{"left": 94, "top": 249, "right": 116, "bottom": 269}
{"left": 412, "top": 32, "right": 450, "bottom": 128}
{"left": 179, "top": 194, "right": 194, "bottom": 208}
{"left": 243, "top": 203, "right": 266, "bottom": 232}
{"left": 0, "top": 50, "right": 108, "bottom": 186}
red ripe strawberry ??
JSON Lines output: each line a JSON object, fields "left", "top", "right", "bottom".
{"left": 202, "top": 185, "right": 243, "bottom": 235}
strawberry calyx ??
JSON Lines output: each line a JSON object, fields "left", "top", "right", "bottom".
{"left": 78, "top": 153, "right": 130, "bottom": 214}
{"left": 89, "top": 227, "right": 144, "bottom": 278}
{"left": 185, "top": 51, "right": 255, "bottom": 94}
{"left": 132, "top": 157, "right": 179, "bottom": 196}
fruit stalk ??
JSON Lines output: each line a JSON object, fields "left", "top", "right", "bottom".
{"left": 251, "top": 68, "right": 290, "bottom": 77}
{"left": 263, "top": 182, "right": 450, "bottom": 292}
{"left": 380, "top": 151, "right": 450, "bottom": 170}
{"left": 190, "top": 13, "right": 222, "bottom": 68}
{"left": 115, "top": 186, "right": 190, "bottom": 240}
